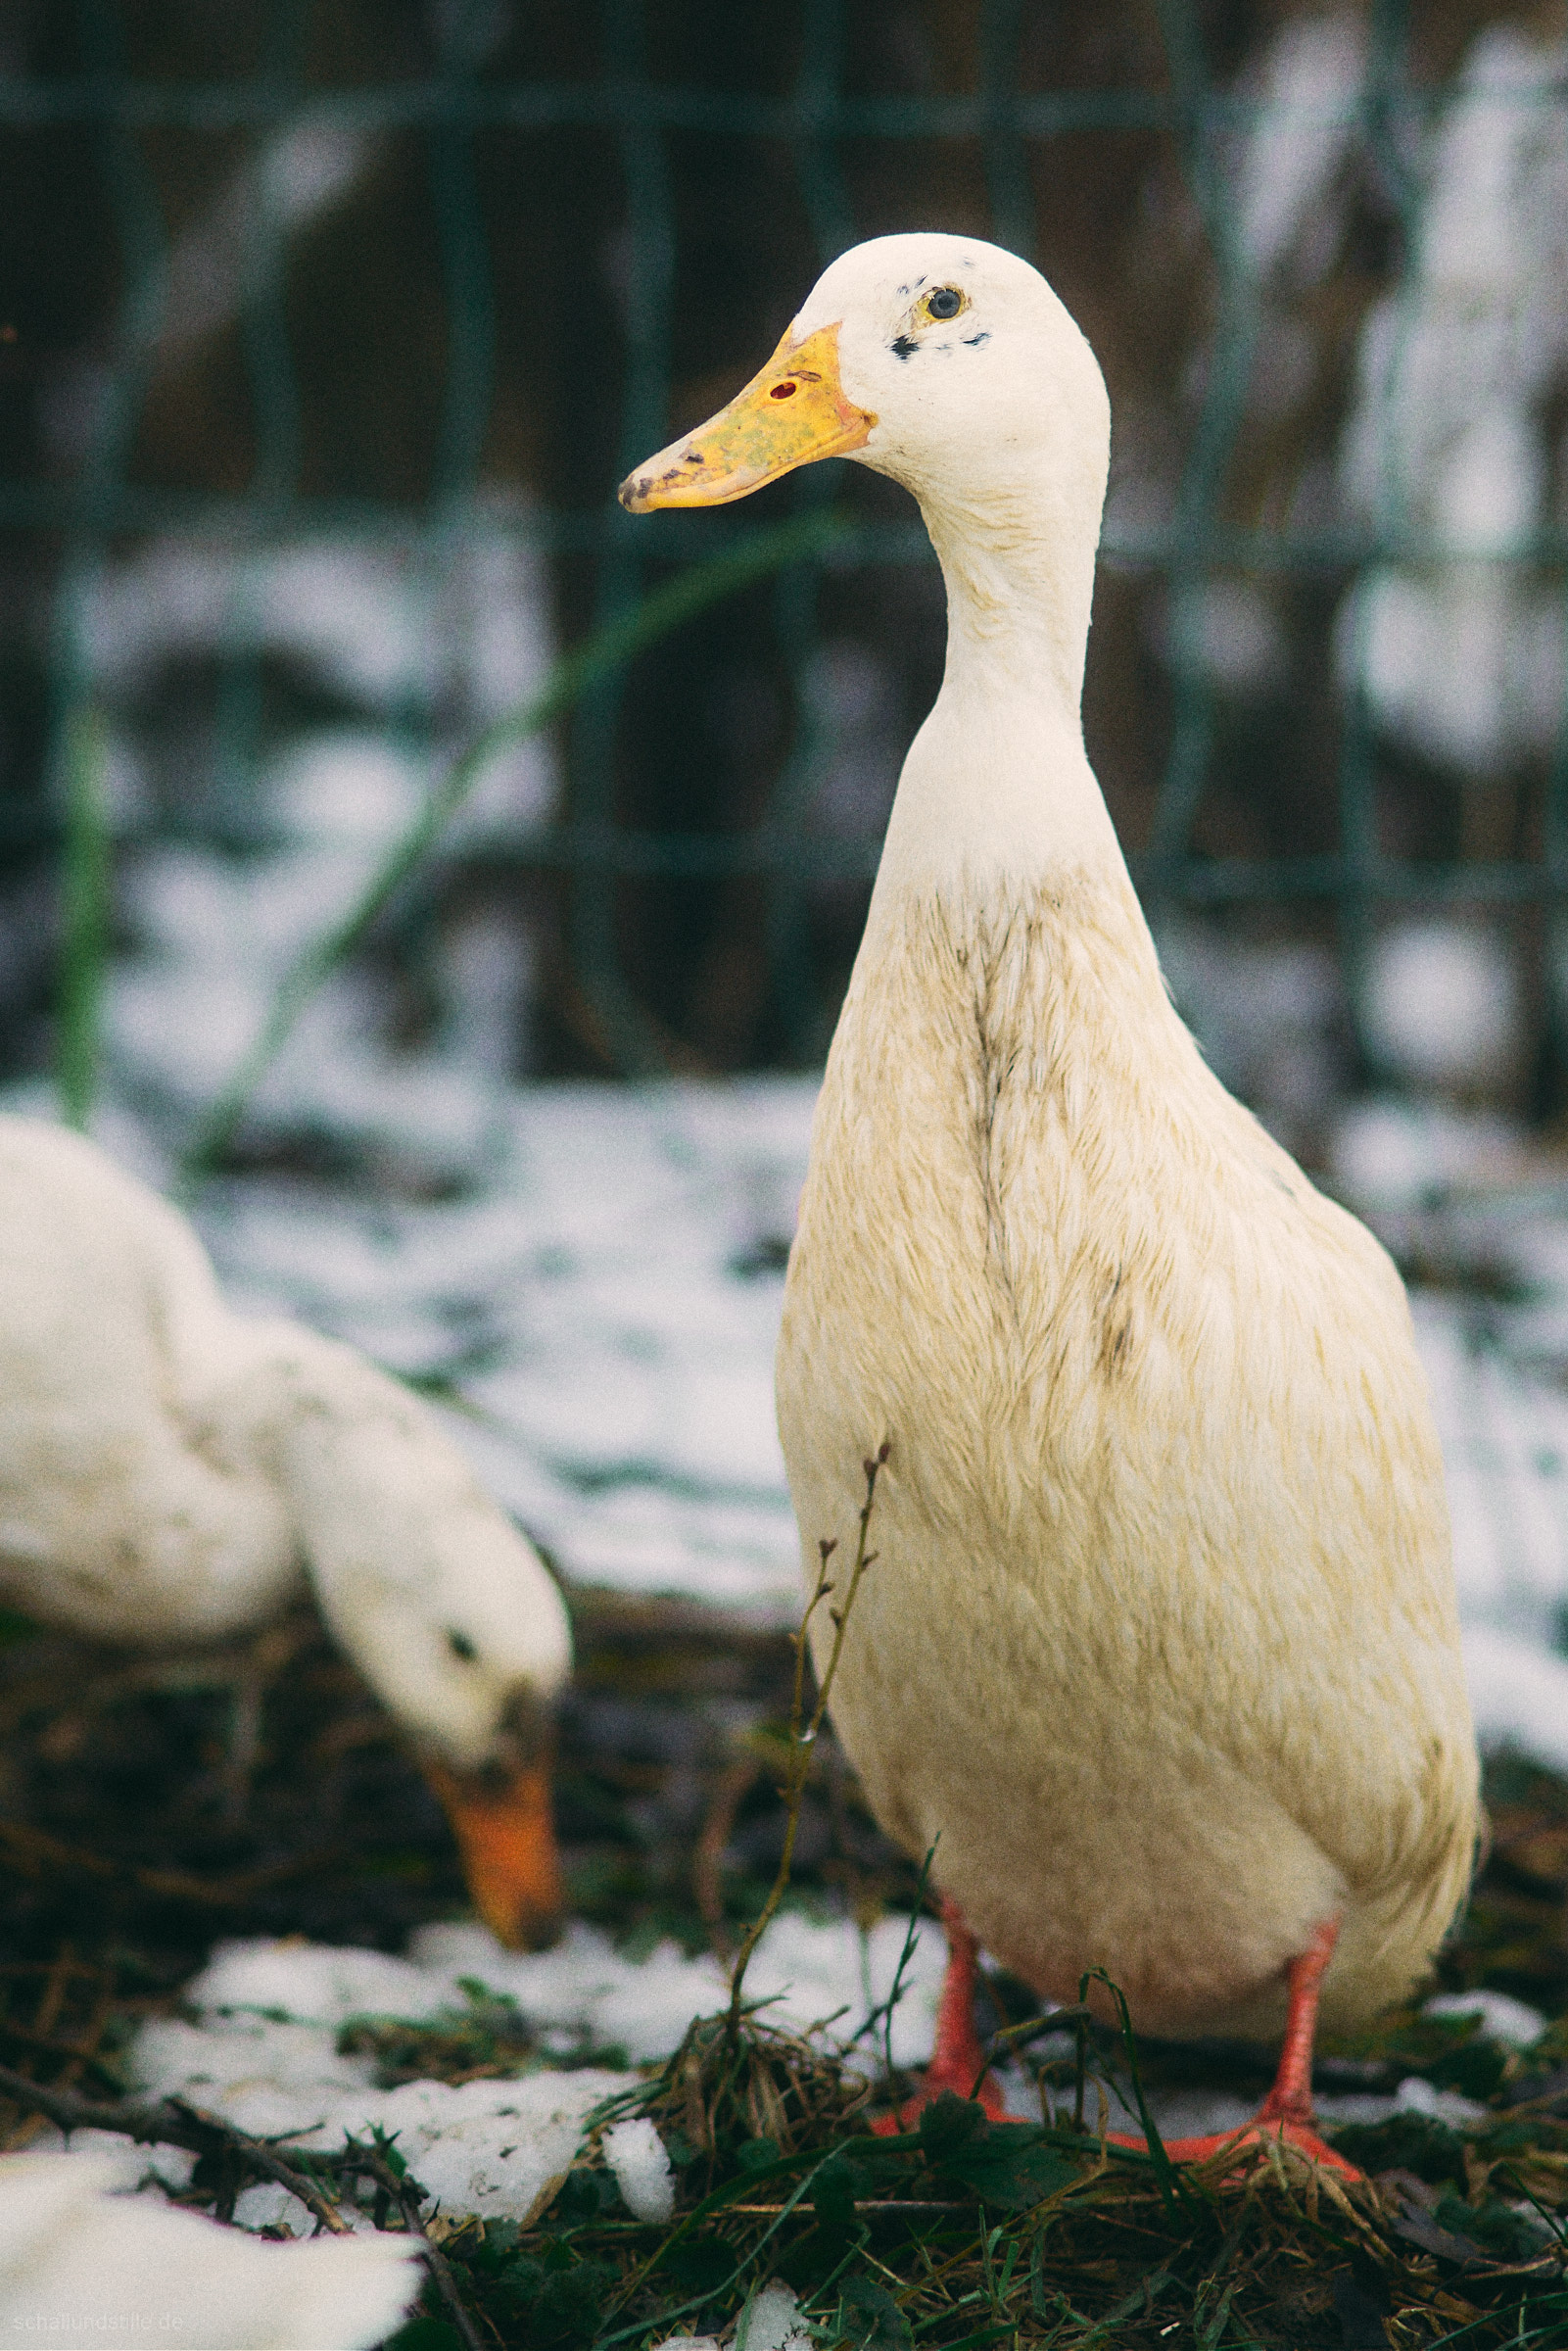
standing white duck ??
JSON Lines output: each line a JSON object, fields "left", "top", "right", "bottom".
{"left": 0, "top": 1116, "right": 571, "bottom": 1948}
{"left": 622, "top": 232, "right": 1479, "bottom": 2169}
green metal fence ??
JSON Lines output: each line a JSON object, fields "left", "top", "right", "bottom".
{"left": 2, "top": 0, "right": 1566, "bottom": 1114}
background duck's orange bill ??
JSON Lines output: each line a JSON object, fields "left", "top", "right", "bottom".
{"left": 618, "top": 321, "right": 874, "bottom": 510}
{"left": 426, "top": 1756, "right": 564, "bottom": 1951}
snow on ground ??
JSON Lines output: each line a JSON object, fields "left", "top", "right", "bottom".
{"left": 1338, "top": 21, "right": 1568, "bottom": 777}
{"left": 38, "top": 1912, "right": 1542, "bottom": 2235}
{"left": 82, "top": 525, "right": 559, "bottom": 1196}
{"left": 195, "top": 1078, "right": 815, "bottom": 1617}
{"left": 26, "top": 1911, "right": 947, "bottom": 2236}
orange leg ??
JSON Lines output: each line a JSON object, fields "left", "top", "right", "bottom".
{"left": 873, "top": 1898, "right": 1008, "bottom": 2133}
{"left": 1255, "top": 1914, "right": 1337, "bottom": 2129}
{"left": 1109, "top": 1916, "right": 1359, "bottom": 2179}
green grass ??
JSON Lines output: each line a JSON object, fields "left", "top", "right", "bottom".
{"left": 56, "top": 703, "right": 110, "bottom": 1132}
{"left": 369, "top": 1991, "right": 1567, "bottom": 2349}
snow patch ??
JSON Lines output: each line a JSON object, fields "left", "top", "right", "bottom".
{"left": 603, "top": 2118, "right": 676, "bottom": 2224}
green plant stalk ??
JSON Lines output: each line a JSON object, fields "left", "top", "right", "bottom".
{"left": 57, "top": 704, "right": 110, "bottom": 1132}
{"left": 726, "top": 1441, "right": 888, "bottom": 2034}
{"left": 863, "top": 1838, "right": 938, "bottom": 2087}
{"left": 182, "top": 510, "right": 844, "bottom": 1178}
{"left": 1077, "top": 1966, "right": 1189, "bottom": 2220}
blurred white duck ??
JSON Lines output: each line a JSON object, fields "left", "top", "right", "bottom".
{"left": 622, "top": 233, "right": 1479, "bottom": 2169}
{"left": 0, "top": 1117, "right": 571, "bottom": 1948}
{"left": 0, "top": 2150, "right": 420, "bottom": 2351}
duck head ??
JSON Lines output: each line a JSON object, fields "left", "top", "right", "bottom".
{"left": 277, "top": 1363, "right": 573, "bottom": 1951}
{"left": 322, "top": 1510, "right": 572, "bottom": 1953}
{"left": 618, "top": 229, "right": 1108, "bottom": 533}
{"left": 619, "top": 233, "right": 1110, "bottom": 716}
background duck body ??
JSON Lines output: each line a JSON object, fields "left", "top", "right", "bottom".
{"left": 0, "top": 1119, "right": 299, "bottom": 1646}
{"left": 0, "top": 1114, "right": 572, "bottom": 1947}
{"left": 778, "top": 847, "right": 1477, "bottom": 2041}
{"left": 0, "top": 2151, "right": 420, "bottom": 2351}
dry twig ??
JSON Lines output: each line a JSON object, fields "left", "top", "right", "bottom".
{"left": 693, "top": 1752, "right": 764, "bottom": 1960}
{"left": 341, "top": 2139, "right": 491, "bottom": 2351}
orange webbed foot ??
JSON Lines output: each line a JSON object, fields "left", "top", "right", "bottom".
{"left": 1108, "top": 2116, "right": 1361, "bottom": 2181}
{"left": 1109, "top": 1918, "right": 1359, "bottom": 2181}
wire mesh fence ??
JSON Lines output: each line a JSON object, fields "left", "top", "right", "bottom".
{"left": 1, "top": 0, "right": 1565, "bottom": 1144}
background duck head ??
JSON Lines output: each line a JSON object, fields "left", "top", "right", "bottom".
{"left": 275, "top": 1340, "right": 574, "bottom": 1951}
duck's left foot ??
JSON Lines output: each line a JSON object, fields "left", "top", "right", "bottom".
{"left": 872, "top": 1898, "right": 1007, "bottom": 2134}
{"left": 1108, "top": 1917, "right": 1360, "bottom": 2180}
{"left": 1133, "top": 2117, "right": 1360, "bottom": 2180}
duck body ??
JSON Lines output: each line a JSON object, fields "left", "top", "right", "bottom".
{"left": 0, "top": 1118, "right": 300, "bottom": 1647}
{"left": 625, "top": 228, "right": 1477, "bottom": 2051}
{"left": 778, "top": 851, "right": 1474, "bottom": 2039}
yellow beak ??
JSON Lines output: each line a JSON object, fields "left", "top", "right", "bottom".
{"left": 618, "top": 321, "right": 875, "bottom": 510}
{"left": 425, "top": 1755, "right": 565, "bottom": 1951}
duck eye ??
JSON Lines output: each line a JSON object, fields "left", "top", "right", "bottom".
{"left": 925, "top": 287, "right": 965, "bottom": 321}
{"left": 770, "top": 380, "right": 798, "bottom": 400}
{"left": 447, "top": 1629, "right": 478, "bottom": 1663}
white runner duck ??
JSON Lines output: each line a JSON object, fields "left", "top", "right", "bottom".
{"left": 621, "top": 231, "right": 1479, "bottom": 2170}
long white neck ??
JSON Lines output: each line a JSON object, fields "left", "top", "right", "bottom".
{"left": 867, "top": 461, "right": 1127, "bottom": 915}
{"left": 922, "top": 460, "right": 1100, "bottom": 710}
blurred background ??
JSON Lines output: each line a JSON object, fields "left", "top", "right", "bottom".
{"left": 0, "top": 0, "right": 1564, "bottom": 1156}
{"left": 2, "top": 0, "right": 1568, "bottom": 1940}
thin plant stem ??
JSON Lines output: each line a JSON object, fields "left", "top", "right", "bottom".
{"left": 1078, "top": 1966, "right": 1189, "bottom": 2220}
{"left": 596, "top": 2144, "right": 845, "bottom": 2346}
{"left": 362, "top": 2143, "right": 488, "bottom": 2351}
{"left": 182, "top": 511, "right": 844, "bottom": 1180}
{"left": 727, "top": 1441, "right": 888, "bottom": 2035}
{"left": 845, "top": 1837, "right": 937, "bottom": 2085}
{"left": 882, "top": 1843, "right": 936, "bottom": 2088}
{"left": 57, "top": 703, "right": 110, "bottom": 1132}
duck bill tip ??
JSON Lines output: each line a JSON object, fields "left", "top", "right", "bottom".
{"left": 426, "top": 1754, "right": 566, "bottom": 1952}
